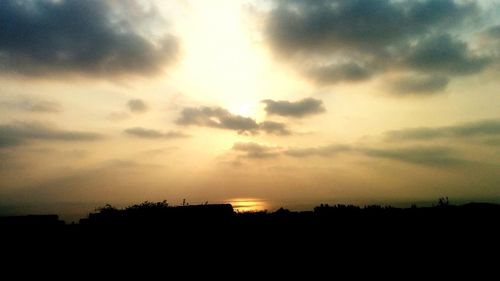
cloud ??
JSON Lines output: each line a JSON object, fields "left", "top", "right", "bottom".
{"left": 481, "top": 24, "right": 500, "bottom": 62}
{"left": 232, "top": 142, "right": 280, "bottom": 159}
{"left": 360, "top": 146, "right": 470, "bottom": 167}
{"left": 0, "top": 122, "right": 102, "bottom": 147}
{"left": 0, "top": 98, "right": 62, "bottom": 113}
{"left": 124, "top": 127, "right": 188, "bottom": 139}
{"left": 263, "top": 0, "right": 487, "bottom": 92}
{"left": 284, "top": 144, "right": 352, "bottom": 158}
{"left": 385, "top": 119, "right": 500, "bottom": 141}
{"left": 0, "top": 0, "right": 178, "bottom": 77}
{"left": 266, "top": 0, "right": 477, "bottom": 56}
{"left": 230, "top": 141, "right": 470, "bottom": 168}
{"left": 403, "top": 34, "right": 490, "bottom": 75}
{"left": 231, "top": 142, "right": 352, "bottom": 159}
{"left": 127, "top": 99, "right": 149, "bottom": 113}
{"left": 258, "top": 121, "right": 291, "bottom": 136}
{"left": 390, "top": 75, "right": 449, "bottom": 95}
{"left": 306, "top": 63, "right": 374, "bottom": 84}
{"left": 262, "top": 98, "right": 325, "bottom": 118}
{"left": 177, "top": 106, "right": 292, "bottom": 135}
{"left": 486, "top": 25, "right": 500, "bottom": 38}
{"left": 177, "top": 106, "right": 259, "bottom": 134}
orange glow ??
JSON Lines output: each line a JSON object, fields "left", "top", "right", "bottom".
{"left": 226, "top": 198, "right": 268, "bottom": 213}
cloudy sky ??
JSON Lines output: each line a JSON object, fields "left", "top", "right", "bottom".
{"left": 1, "top": 0, "right": 500, "bottom": 218}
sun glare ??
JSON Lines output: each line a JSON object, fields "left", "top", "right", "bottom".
{"left": 228, "top": 103, "right": 257, "bottom": 118}
{"left": 226, "top": 198, "right": 269, "bottom": 213}
{"left": 172, "top": 1, "right": 268, "bottom": 106}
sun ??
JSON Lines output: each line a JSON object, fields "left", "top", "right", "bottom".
{"left": 228, "top": 103, "right": 257, "bottom": 118}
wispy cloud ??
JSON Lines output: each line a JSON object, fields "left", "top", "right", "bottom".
{"left": 359, "top": 146, "right": 470, "bottom": 167}
{"left": 284, "top": 144, "right": 352, "bottom": 158}
{"left": 385, "top": 119, "right": 500, "bottom": 141}
{"left": 124, "top": 127, "right": 189, "bottom": 139}
{"left": 232, "top": 142, "right": 281, "bottom": 159}
{"left": 0, "top": 98, "right": 62, "bottom": 113}
{"left": 0, "top": 122, "right": 102, "bottom": 147}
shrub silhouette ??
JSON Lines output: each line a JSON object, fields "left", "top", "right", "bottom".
{"left": 437, "top": 197, "right": 450, "bottom": 207}
{"left": 125, "top": 200, "right": 169, "bottom": 211}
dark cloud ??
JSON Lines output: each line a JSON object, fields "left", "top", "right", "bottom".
{"left": 232, "top": 142, "right": 280, "bottom": 159}
{"left": 306, "top": 63, "right": 374, "bottom": 84}
{"left": 481, "top": 24, "right": 500, "bottom": 61}
{"left": 262, "top": 98, "right": 325, "bottom": 118}
{"left": 258, "top": 121, "right": 291, "bottom": 136}
{"left": 485, "top": 24, "right": 500, "bottom": 39}
{"left": 0, "top": 98, "right": 62, "bottom": 113}
{"left": 0, "top": 0, "right": 177, "bottom": 77}
{"left": 176, "top": 106, "right": 293, "bottom": 135}
{"left": 386, "top": 119, "right": 500, "bottom": 141}
{"left": 360, "top": 146, "right": 470, "bottom": 167}
{"left": 266, "top": 0, "right": 476, "bottom": 55}
{"left": 264, "top": 0, "right": 487, "bottom": 91}
{"left": 390, "top": 75, "right": 449, "bottom": 95}
{"left": 124, "top": 127, "right": 188, "bottom": 139}
{"left": 439, "top": 119, "right": 500, "bottom": 137}
{"left": 404, "top": 34, "right": 490, "bottom": 75}
{"left": 0, "top": 122, "right": 102, "bottom": 147}
{"left": 284, "top": 144, "right": 352, "bottom": 158}
{"left": 127, "top": 99, "right": 148, "bottom": 113}
{"left": 177, "top": 106, "right": 259, "bottom": 134}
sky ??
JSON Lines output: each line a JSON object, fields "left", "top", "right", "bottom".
{"left": 1, "top": 0, "right": 500, "bottom": 220}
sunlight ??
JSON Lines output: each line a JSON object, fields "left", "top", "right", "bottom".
{"left": 3, "top": 0, "right": 500, "bottom": 230}
{"left": 226, "top": 198, "right": 268, "bottom": 213}
{"left": 173, "top": 0, "right": 264, "bottom": 106}
{"left": 168, "top": 0, "right": 312, "bottom": 125}
{"left": 228, "top": 103, "right": 257, "bottom": 118}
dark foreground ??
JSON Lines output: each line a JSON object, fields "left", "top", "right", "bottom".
{"left": 2, "top": 200, "right": 500, "bottom": 270}
{"left": 3, "top": 200, "right": 500, "bottom": 240}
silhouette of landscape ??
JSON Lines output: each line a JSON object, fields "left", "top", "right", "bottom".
{"left": 3, "top": 198, "right": 500, "bottom": 240}
{"left": 3, "top": 198, "right": 500, "bottom": 269}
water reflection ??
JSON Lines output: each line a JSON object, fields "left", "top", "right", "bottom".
{"left": 226, "top": 198, "right": 268, "bottom": 212}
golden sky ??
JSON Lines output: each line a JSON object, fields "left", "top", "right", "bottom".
{"left": 1, "top": 0, "right": 500, "bottom": 219}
